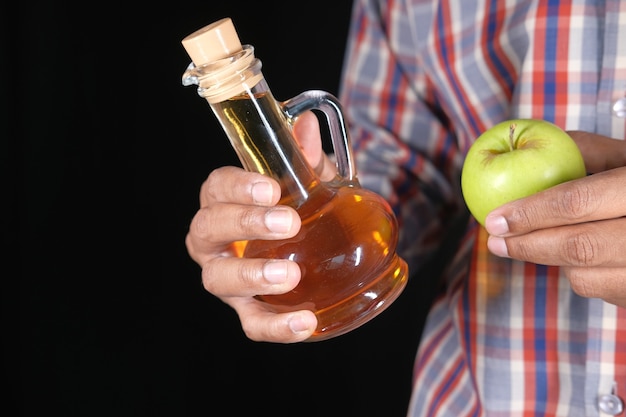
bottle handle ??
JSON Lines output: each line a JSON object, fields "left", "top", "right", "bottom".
{"left": 281, "top": 90, "right": 357, "bottom": 183}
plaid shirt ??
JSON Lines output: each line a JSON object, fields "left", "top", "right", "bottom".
{"left": 338, "top": 0, "right": 626, "bottom": 416}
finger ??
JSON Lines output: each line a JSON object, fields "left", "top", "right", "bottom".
{"left": 293, "top": 111, "right": 338, "bottom": 181}
{"left": 200, "top": 166, "right": 282, "bottom": 207}
{"left": 201, "top": 257, "right": 301, "bottom": 298}
{"left": 567, "top": 131, "right": 626, "bottom": 173}
{"left": 485, "top": 166, "right": 626, "bottom": 236}
{"left": 487, "top": 217, "right": 626, "bottom": 267}
{"left": 186, "top": 204, "right": 301, "bottom": 264}
{"left": 228, "top": 297, "right": 317, "bottom": 343}
{"left": 562, "top": 265, "right": 626, "bottom": 308}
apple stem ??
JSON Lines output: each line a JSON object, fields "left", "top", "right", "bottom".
{"left": 509, "top": 123, "right": 517, "bottom": 151}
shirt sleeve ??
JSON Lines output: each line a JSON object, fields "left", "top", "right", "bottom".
{"left": 338, "top": 0, "right": 468, "bottom": 272}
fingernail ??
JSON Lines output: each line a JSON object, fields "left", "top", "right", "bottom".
{"left": 263, "top": 260, "right": 288, "bottom": 284}
{"left": 487, "top": 236, "right": 510, "bottom": 258}
{"left": 288, "top": 314, "right": 310, "bottom": 333}
{"left": 251, "top": 181, "right": 273, "bottom": 205}
{"left": 265, "top": 208, "right": 293, "bottom": 234}
{"left": 485, "top": 214, "right": 509, "bottom": 236}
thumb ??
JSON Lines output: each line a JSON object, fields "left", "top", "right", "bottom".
{"left": 293, "top": 111, "right": 337, "bottom": 181}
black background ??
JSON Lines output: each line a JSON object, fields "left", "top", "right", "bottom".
{"left": 7, "top": 1, "right": 436, "bottom": 416}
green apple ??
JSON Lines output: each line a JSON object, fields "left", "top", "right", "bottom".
{"left": 461, "top": 119, "right": 586, "bottom": 227}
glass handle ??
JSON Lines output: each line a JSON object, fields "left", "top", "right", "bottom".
{"left": 281, "top": 90, "right": 357, "bottom": 182}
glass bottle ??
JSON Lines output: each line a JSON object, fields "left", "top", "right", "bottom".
{"left": 181, "top": 18, "right": 408, "bottom": 341}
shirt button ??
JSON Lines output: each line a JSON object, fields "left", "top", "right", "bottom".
{"left": 613, "top": 96, "right": 626, "bottom": 118}
{"left": 598, "top": 393, "right": 624, "bottom": 415}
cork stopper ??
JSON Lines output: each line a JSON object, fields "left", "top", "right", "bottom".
{"left": 181, "top": 17, "right": 263, "bottom": 103}
{"left": 182, "top": 18, "right": 243, "bottom": 66}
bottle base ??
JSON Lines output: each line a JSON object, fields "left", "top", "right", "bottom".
{"left": 309, "top": 256, "right": 408, "bottom": 341}
{"left": 258, "top": 255, "right": 409, "bottom": 342}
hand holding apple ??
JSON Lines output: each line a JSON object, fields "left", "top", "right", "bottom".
{"left": 461, "top": 119, "right": 586, "bottom": 227}
{"left": 479, "top": 130, "right": 626, "bottom": 307}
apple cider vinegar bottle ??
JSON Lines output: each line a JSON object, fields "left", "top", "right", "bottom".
{"left": 181, "top": 18, "right": 408, "bottom": 341}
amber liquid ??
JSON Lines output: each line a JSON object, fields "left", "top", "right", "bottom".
{"left": 246, "top": 185, "right": 408, "bottom": 341}
{"left": 213, "top": 91, "right": 408, "bottom": 341}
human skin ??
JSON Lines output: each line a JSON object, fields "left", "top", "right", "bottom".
{"left": 185, "top": 112, "right": 329, "bottom": 343}
{"left": 185, "top": 114, "right": 626, "bottom": 343}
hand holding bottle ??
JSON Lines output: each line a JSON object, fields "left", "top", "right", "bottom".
{"left": 182, "top": 18, "right": 408, "bottom": 341}
{"left": 185, "top": 112, "right": 332, "bottom": 343}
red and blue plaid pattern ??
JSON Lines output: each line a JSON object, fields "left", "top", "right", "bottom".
{"left": 339, "top": 0, "right": 626, "bottom": 415}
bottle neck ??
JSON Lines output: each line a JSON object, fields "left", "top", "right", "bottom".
{"left": 183, "top": 46, "right": 326, "bottom": 209}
